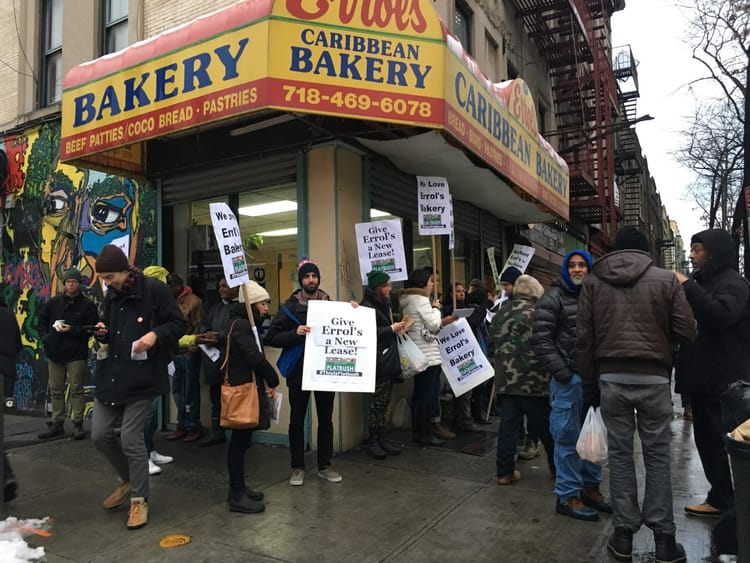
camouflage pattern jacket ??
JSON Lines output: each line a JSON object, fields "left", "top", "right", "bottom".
{"left": 489, "top": 275, "right": 547, "bottom": 397}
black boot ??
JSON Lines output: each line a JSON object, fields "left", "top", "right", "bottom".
{"left": 378, "top": 435, "right": 402, "bottom": 456}
{"left": 226, "top": 487, "right": 264, "bottom": 502}
{"left": 198, "top": 419, "right": 226, "bottom": 447}
{"left": 227, "top": 491, "right": 265, "bottom": 514}
{"left": 416, "top": 403, "right": 443, "bottom": 446}
{"left": 38, "top": 420, "right": 64, "bottom": 440}
{"left": 607, "top": 527, "right": 633, "bottom": 561}
{"left": 72, "top": 422, "right": 86, "bottom": 440}
{"left": 367, "top": 435, "right": 387, "bottom": 460}
{"left": 654, "top": 533, "right": 686, "bottom": 563}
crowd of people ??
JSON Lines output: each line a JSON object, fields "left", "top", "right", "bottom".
{"left": 3, "top": 226, "right": 747, "bottom": 562}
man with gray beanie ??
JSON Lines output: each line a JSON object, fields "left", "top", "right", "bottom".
{"left": 577, "top": 226, "right": 696, "bottom": 562}
{"left": 37, "top": 268, "right": 99, "bottom": 440}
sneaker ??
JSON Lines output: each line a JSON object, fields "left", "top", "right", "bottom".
{"left": 149, "top": 450, "right": 174, "bottom": 465}
{"left": 556, "top": 496, "right": 599, "bottom": 521}
{"left": 496, "top": 469, "right": 521, "bottom": 486}
{"left": 684, "top": 502, "right": 721, "bottom": 518}
{"left": 432, "top": 424, "right": 456, "bottom": 440}
{"left": 227, "top": 492, "right": 265, "bottom": 514}
{"left": 289, "top": 469, "right": 305, "bottom": 486}
{"left": 148, "top": 459, "right": 162, "bottom": 476}
{"left": 103, "top": 481, "right": 131, "bottom": 509}
{"left": 581, "top": 487, "right": 613, "bottom": 513}
{"left": 317, "top": 466, "right": 343, "bottom": 483}
{"left": 38, "top": 421, "right": 65, "bottom": 440}
{"left": 183, "top": 427, "right": 202, "bottom": 443}
{"left": 126, "top": 497, "right": 148, "bottom": 530}
{"left": 166, "top": 427, "right": 187, "bottom": 440}
{"left": 517, "top": 441, "right": 540, "bottom": 460}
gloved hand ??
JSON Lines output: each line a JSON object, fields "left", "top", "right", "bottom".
{"left": 582, "top": 381, "right": 601, "bottom": 409}
{"left": 552, "top": 369, "right": 573, "bottom": 384}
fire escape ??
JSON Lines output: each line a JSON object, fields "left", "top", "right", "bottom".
{"left": 513, "top": 0, "right": 623, "bottom": 254}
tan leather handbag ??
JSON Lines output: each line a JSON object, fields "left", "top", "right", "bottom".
{"left": 219, "top": 320, "right": 259, "bottom": 430}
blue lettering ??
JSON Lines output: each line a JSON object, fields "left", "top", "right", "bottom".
{"left": 123, "top": 73, "right": 150, "bottom": 111}
{"left": 182, "top": 53, "right": 212, "bottom": 93}
{"left": 313, "top": 50, "right": 337, "bottom": 77}
{"left": 290, "top": 46, "right": 313, "bottom": 72}
{"left": 214, "top": 37, "right": 249, "bottom": 80}
{"left": 365, "top": 57, "right": 383, "bottom": 83}
{"left": 339, "top": 54, "right": 362, "bottom": 80}
{"left": 455, "top": 72, "right": 467, "bottom": 108}
{"left": 387, "top": 61, "right": 407, "bottom": 86}
{"left": 96, "top": 85, "right": 122, "bottom": 120}
{"left": 74, "top": 93, "right": 96, "bottom": 126}
{"left": 154, "top": 63, "right": 178, "bottom": 102}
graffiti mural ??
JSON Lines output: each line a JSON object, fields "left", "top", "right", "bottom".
{"left": 0, "top": 121, "right": 157, "bottom": 414}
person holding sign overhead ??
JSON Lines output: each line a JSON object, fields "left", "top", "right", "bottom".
{"left": 399, "top": 267, "right": 456, "bottom": 445}
{"left": 264, "top": 258, "right": 341, "bottom": 486}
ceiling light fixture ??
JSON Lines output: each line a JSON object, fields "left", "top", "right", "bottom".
{"left": 257, "top": 227, "right": 298, "bottom": 237}
{"left": 238, "top": 200, "right": 297, "bottom": 217}
{"left": 370, "top": 208, "right": 391, "bottom": 218}
{"left": 229, "top": 114, "right": 297, "bottom": 136}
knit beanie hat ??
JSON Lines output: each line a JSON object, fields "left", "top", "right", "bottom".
{"left": 95, "top": 245, "right": 129, "bottom": 273}
{"left": 238, "top": 280, "right": 270, "bottom": 304}
{"left": 142, "top": 265, "right": 169, "bottom": 283}
{"left": 62, "top": 269, "right": 82, "bottom": 283}
{"left": 499, "top": 266, "right": 522, "bottom": 285}
{"left": 366, "top": 270, "right": 390, "bottom": 289}
{"left": 614, "top": 226, "right": 650, "bottom": 252}
{"left": 297, "top": 257, "right": 320, "bottom": 282}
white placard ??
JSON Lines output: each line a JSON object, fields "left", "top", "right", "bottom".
{"left": 487, "top": 246, "right": 499, "bottom": 284}
{"left": 355, "top": 219, "right": 408, "bottom": 284}
{"left": 448, "top": 194, "right": 455, "bottom": 250}
{"left": 209, "top": 202, "right": 250, "bottom": 288}
{"left": 438, "top": 318, "right": 494, "bottom": 397}
{"left": 417, "top": 176, "right": 452, "bottom": 235}
{"left": 501, "top": 244, "right": 535, "bottom": 275}
{"left": 301, "top": 301, "right": 377, "bottom": 393}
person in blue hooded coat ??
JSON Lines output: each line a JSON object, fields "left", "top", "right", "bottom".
{"left": 532, "top": 250, "right": 611, "bottom": 522}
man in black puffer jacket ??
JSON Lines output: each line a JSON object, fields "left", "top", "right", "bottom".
{"left": 675, "top": 229, "right": 750, "bottom": 518}
{"left": 532, "top": 249, "right": 610, "bottom": 522}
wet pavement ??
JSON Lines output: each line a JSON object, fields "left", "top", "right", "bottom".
{"left": 0, "top": 406, "right": 724, "bottom": 562}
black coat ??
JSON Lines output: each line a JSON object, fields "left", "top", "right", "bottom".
{"left": 264, "top": 288, "right": 331, "bottom": 389}
{"left": 360, "top": 287, "right": 399, "bottom": 384}
{"left": 0, "top": 305, "right": 21, "bottom": 379}
{"left": 38, "top": 292, "right": 99, "bottom": 362}
{"left": 200, "top": 299, "right": 236, "bottom": 385}
{"left": 677, "top": 229, "right": 750, "bottom": 398}
{"left": 225, "top": 305, "right": 280, "bottom": 429}
{"left": 532, "top": 278, "right": 580, "bottom": 383}
{"left": 94, "top": 274, "right": 186, "bottom": 405}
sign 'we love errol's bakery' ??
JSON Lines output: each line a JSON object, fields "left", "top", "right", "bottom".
{"left": 60, "top": 0, "right": 569, "bottom": 221}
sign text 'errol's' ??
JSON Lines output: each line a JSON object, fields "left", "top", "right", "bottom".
{"left": 354, "top": 219, "right": 408, "bottom": 284}
{"left": 209, "top": 202, "right": 250, "bottom": 288}
{"left": 417, "top": 176, "right": 452, "bottom": 236}
{"left": 437, "top": 318, "right": 494, "bottom": 397}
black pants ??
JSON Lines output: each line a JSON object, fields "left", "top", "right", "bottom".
{"left": 208, "top": 383, "right": 221, "bottom": 420}
{"left": 692, "top": 395, "right": 734, "bottom": 509}
{"left": 288, "top": 386, "right": 334, "bottom": 470}
{"left": 227, "top": 428, "right": 253, "bottom": 494}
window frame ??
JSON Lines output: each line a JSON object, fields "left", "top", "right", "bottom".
{"left": 454, "top": 0, "right": 473, "bottom": 54}
{"left": 103, "top": 0, "right": 129, "bottom": 55}
{"left": 40, "top": 0, "right": 63, "bottom": 107}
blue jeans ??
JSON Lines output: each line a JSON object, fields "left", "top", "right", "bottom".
{"left": 549, "top": 375, "right": 601, "bottom": 499}
{"left": 172, "top": 352, "right": 201, "bottom": 429}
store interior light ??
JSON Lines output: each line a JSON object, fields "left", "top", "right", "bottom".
{"left": 238, "top": 200, "right": 297, "bottom": 217}
{"left": 257, "top": 227, "right": 298, "bottom": 237}
{"left": 370, "top": 208, "right": 391, "bottom": 218}
{"left": 229, "top": 114, "right": 296, "bottom": 136}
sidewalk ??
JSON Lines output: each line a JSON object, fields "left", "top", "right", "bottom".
{"left": 1, "top": 412, "right": 719, "bottom": 562}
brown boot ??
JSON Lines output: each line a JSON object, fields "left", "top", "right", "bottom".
{"left": 103, "top": 481, "right": 131, "bottom": 509}
{"left": 432, "top": 423, "right": 455, "bottom": 440}
{"left": 126, "top": 497, "right": 148, "bottom": 530}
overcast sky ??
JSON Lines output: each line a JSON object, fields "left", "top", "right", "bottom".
{"left": 611, "top": 0, "right": 714, "bottom": 241}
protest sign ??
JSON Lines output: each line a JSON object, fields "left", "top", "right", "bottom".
{"left": 210, "top": 202, "right": 250, "bottom": 288}
{"left": 501, "top": 244, "right": 535, "bottom": 275}
{"left": 354, "top": 219, "right": 408, "bottom": 284}
{"left": 487, "top": 246, "right": 499, "bottom": 284}
{"left": 438, "top": 318, "right": 494, "bottom": 397}
{"left": 302, "top": 300, "right": 377, "bottom": 393}
{"left": 417, "top": 176, "right": 452, "bottom": 235}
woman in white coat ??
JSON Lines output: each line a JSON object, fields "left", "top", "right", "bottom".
{"left": 399, "top": 268, "right": 456, "bottom": 445}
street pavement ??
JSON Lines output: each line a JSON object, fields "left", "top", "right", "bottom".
{"left": 0, "top": 408, "right": 721, "bottom": 562}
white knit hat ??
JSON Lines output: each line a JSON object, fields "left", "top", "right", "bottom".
{"left": 238, "top": 281, "right": 270, "bottom": 304}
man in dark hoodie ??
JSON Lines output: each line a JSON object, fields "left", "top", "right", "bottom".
{"left": 674, "top": 229, "right": 750, "bottom": 518}
{"left": 577, "top": 226, "right": 696, "bottom": 563}
{"left": 533, "top": 249, "right": 609, "bottom": 522}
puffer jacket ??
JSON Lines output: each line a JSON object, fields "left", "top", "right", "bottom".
{"left": 399, "top": 288, "right": 442, "bottom": 367}
{"left": 677, "top": 229, "right": 750, "bottom": 398}
{"left": 38, "top": 292, "right": 99, "bottom": 362}
{"left": 576, "top": 250, "right": 696, "bottom": 381}
{"left": 532, "top": 250, "right": 592, "bottom": 383}
{"left": 361, "top": 287, "right": 400, "bottom": 384}
{"left": 490, "top": 275, "right": 547, "bottom": 396}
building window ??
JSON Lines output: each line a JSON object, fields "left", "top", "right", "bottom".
{"left": 538, "top": 101, "right": 548, "bottom": 136}
{"left": 41, "top": 0, "right": 63, "bottom": 106}
{"left": 103, "top": 0, "right": 128, "bottom": 55}
{"left": 455, "top": 1, "right": 472, "bottom": 54}
{"left": 507, "top": 61, "right": 519, "bottom": 80}
{"left": 485, "top": 32, "right": 498, "bottom": 82}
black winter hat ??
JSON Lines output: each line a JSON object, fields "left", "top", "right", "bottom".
{"left": 614, "top": 226, "right": 651, "bottom": 252}
{"left": 95, "top": 245, "right": 129, "bottom": 273}
{"left": 499, "top": 266, "right": 522, "bottom": 285}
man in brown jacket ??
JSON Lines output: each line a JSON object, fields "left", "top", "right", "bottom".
{"left": 576, "top": 226, "right": 696, "bottom": 563}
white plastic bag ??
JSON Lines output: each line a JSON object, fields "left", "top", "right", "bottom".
{"left": 390, "top": 397, "right": 412, "bottom": 429}
{"left": 397, "top": 333, "right": 429, "bottom": 379}
{"left": 576, "top": 406, "right": 608, "bottom": 465}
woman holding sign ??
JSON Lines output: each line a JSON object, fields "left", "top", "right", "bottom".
{"left": 400, "top": 268, "right": 456, "bottom": 445}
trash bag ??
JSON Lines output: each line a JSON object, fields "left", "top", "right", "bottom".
{"left": 576, "top": 406, "right": 608, "bottom": 465}
{"left": 390, "top": 397, "right": 411, "bottom": 429}
{"left": 721, "top": 380, "right": 750, "bottom": 432}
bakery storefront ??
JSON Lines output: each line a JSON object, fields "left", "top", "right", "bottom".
{"left": 60, "top": 0, "right": 569, "bottom": 450}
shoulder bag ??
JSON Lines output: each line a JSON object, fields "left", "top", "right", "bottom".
{"left": 219, "top": 320, "right": 260, "bottom": 430}
{"left": 276, "top": 305, "right": 305, "bottom": 377}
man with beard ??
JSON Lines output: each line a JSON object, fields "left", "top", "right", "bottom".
{"left": 533, "top": 250, "right": 611, "bottom": 522}
{"left": 38, "top": 268, "right": 99, "bottom": 440}
{"left": 265, "top": 258, "right": 341, "bottom": 486}
{"left": 675, "top": 229, "right": 750, "bottom": 518}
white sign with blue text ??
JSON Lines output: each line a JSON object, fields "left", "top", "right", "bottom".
{"left": 417, "top": 176, "right": 452, "bottom": 235}
{"left": 438, "top": 318, "right": 494, "bottom": 397}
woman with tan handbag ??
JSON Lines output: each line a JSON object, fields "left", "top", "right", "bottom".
{"left": 223, "top": 281, "right": 279, "bottom": 514}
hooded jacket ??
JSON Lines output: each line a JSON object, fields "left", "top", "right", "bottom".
{"left": 38, "top": 290, "right": 99, "bottom": 362}
{"left": 532, "top": 250, "right": 592, "bottom": 383}
{"left": 361, "top": 286, "right": 400, "bottom": 384}
{"left": 490, "top": 275, "right": 548, "bottom": 396}
{"left": 576, "top": 250, "right": 696, "bottom": 381}
{"left": 677, "top": 229, "right": 750, "bottom": 397}
{"left": 398, "top": 287, "right": 442, "bottom": 367}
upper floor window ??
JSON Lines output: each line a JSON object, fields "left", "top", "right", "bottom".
{"left": 104, "top": 0, "right": 128, "bottom": 55}
{"left": 455, "top": 1, "right": 472, "bottom": 54}
{"left": 41, "top": 0, "right": 62, "bottom": 106}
